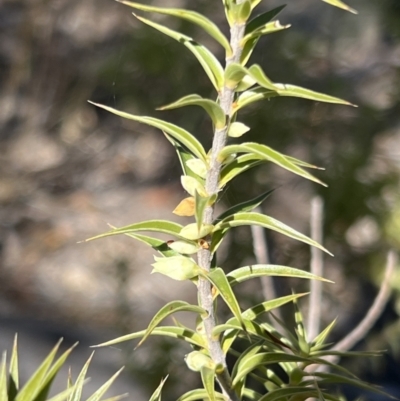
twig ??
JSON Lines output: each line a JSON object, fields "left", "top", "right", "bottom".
{"left": 251, "top": 207, "right": 282, "bottom": 322}
{"left": 307, "top": 196, "right": 324, "bottom": 341}
{"left": 308, "top": 250, "right": 397, "bottom": 372}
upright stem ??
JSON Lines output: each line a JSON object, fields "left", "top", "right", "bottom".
{"left": 196, "top": 16, "right": 246, "bottom": 401}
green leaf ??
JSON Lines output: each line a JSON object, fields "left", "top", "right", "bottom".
{"left": 85, "top": 220, "right": 184, "bottom": 242}
{"left": 227, "top": 122, "right": 250, "bottom": 138}
{"left": 242, "top": 388, "right": 263, "bottom": 401}
{"left": 47, "top": 387, "right": 78, "bottom": 401}
{"left": 185, "top": 352, "right": 214, "bottom": 372}
{"left": 322, "top": 0, "right": 357, "bottom": 14}
{"left": 0, "top": 352, "right": 7, "bottom": 401}
{"left": 313, "top": 372, "right": 391, "bottom": 398}
{"left": 235, "top": 84, "right": 355, "bottom": 112}
{"left": 158, "top": 95, "right": 226, "bottom": 129}
{"left": 232, "top": 353, "right": 311, "bottom": 385}
{"left": 200, "top": 268, "right": 244, "bottom": 328}
{"left": 168, "top": 240, "right": 200, "bottom": 255}
{"left": 213, "top": 212, "right": 332, "bottom": 255}
{"left": 33, "top": 344, "right": 78, "bottom": 401}
{"left": 245, "top": 6, "right": 287, "bottom": 35}
{"left": 118, "top": 1, "right": 232, "bottom": 54}
{"left": 186, "top": 159, "right": 207, "bottom": 178}
{"left": 293, "top": 297, "right": 310, "bottom": 355}
{"left": 311, "top": 319, "right": 337, "bottom": 350}
{"left": 224, "top": 63, "right": 248, "bottom": 89}
{"left": 15, "top": 342, "right": 59, "bottom": 401}
{"left": 124, "top": 233, "right": 179, "bottom": 257}
{"left": 9, "top": 335, "right": 19, "bottom": 401}
{"left": 215, "top": 189, "right": 275, "bottom": 222}
{"left": 218, "top": 142, "right": 326, "bottom": 186}
{"left": 180, "top": 223, "right": 214, "bottom": 240}
{"left": 219, "top": 154, "right": 264, "bottom": 188}
{"left": 176, "top": 389, "right": 224, "bottom": 401}
{"left": 149, "top": 377, "right": 168, "bottom": 401}
{"left": 93, "top": 326, "right": 206, "bottom": 349}
{"left": 88, "top": 102, "right": 207, "bottom": 162}
{"left": 241, "top": 293, "right": 309, "bottom": 321}
{"left": 228, "top": 265, "right": 332, "bottom": 286}
{"left": 195, "top": 191, "right": 210, "bottom": 231}
{"left": 181, "top": 176, "right": 208, "bottom": 197}
{"left": 85, "top": 368, "right": 123, "bottom": 401}
{"left": 136, "top": 301, "right": 206, "bottom": 348}
{"left": 135, "top": 15, "right": 224, "bottom": 91}
{"left": 68, "top": 353, "right": 94, "bottom": 401}
{"left": 241, "top": 21, "right": 290, "bottom": 64}
{"left": 200, "top": 367, "right": 216, "bottom": 401}
{"left": 152, "top": 256, "right": 201, "bottom": 281}
{"left": 164, "top": 133, "right": 197, "bottom": 178}
{"left": 258, "top": 387, "right": 319, "bottom": 401}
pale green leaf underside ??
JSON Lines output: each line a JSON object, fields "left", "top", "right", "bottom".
{"left": 135, "top": 15, "right": 224, "bottom": 91}
{"left": 322, "top": 0, "right": 357, "bottom": 14}
{"left": 200, "top": 367, "right": 216, "bottom": 401}
{"left": 69, "top": 353, "right": 94, "bottom": 401}
{"left": 213, "top": 212, "right": 332, "bottom": 255}
{"left": 219, "top": 142, "right": 326, "bottom": 186}
{"left": 159, "top": 94, "right": 226, "bottom": 129}
{"left": 176, "top": 389, "right": 225, "bottom": 401}
{"left": 227, "top": 265, "right": 332, "bottom": 286}
{"left": 136, "top": 301, "right": 206, "bottom": 349}
{"left": 93, "top": 326, "right": 206, "bottom": 349}
{"left": 85, "top": 220, "right": 184, "bottom": 242}
{"left": 88, "top": 102, "right": 206, "bottom": 161}
{"left": 118, "top": 1, "right": 232, "bottom": 54}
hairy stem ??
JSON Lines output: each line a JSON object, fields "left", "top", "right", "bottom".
{"left": 196, "top": 16, "right": 246, "bottom": 401}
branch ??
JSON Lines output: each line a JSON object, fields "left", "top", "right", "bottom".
{"left": 307, "top": 196, "right": 324, "bottom": 341}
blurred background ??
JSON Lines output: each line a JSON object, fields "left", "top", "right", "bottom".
{"left": 0, "top": 0, "right": 400, "bottom": 399}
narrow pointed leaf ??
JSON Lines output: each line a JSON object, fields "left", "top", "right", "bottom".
{"left": 200, "top": 367, "right": 216, "bottom": 401}
{"left": 242, "top": 389, "right": 263, "bottom": 401}
{"left": 219, "top": 154, "right": 264, "bottom": 188}
{"left": 200, "top": 268, "right": 244, "bottom": 327}
{"left": 47, "top": 386, "right": 79, "bottom": 401}
{"left": 149, "top": 376, "right": 168, "bottom": 401}
{"left": 232, "top": 342, "right": 265, "bottom": 380}
{"left": 124, "top": 233, "right": 179, "bottom": 257}
{"left": 159, "top": 95, "right": 226, "bottom": 129}
{"left": 137, "top": 301, "right": 206, "bottom": 348}
{"left": 242, "top": 293, "right": 309, "bottom": 321}
{"left": 9, "top": 335, "right": 19, "bottom": 400}
{"left": 93, "top": 326, "right": 206, "bottom": 349}
{"left": 234, "top": 87, "right": 277, "bottom": 111}
{"left": 69, "top": 353, "right": 94, "bottom": 401}
{"left": 213, "top": 212, "right": 332, "bottom": 255}
{"left": 228, "top": 265, "right": 332, "bottom": 286}
{"left": 233, "top": 353, "right": 311, "bottom": 385}
{"left": 322, "top": 0, "right": 357, "bottom": 14}
{"left": 176, "top": 389, "right": 224, "bottom": 401}
{"left": 135, "top": 16, "right": 224, "bottom": 90}
{"left": 118, "top": 1, "right": 232, "bottom": 54}
{"left": 218, "top": 142, "right": 326, "bottom": 186}
{"left": 311, "top": 319, "right": 337, "bottom": 348}
{"left": 33, "top": 343, "right": 78, "bottom": 401}
{"left": 85, "top": 220, "right": 184, "bottom": 242}
{"left": 88, "top": 102, "right": 206, "bottom": 161}
{"left": 0, "top": 352, "right": 7, "bottom": 401}
{"left": 164, "top": 133, "right": 197, "bottom": 178}
{"left": 85, "top": 368, "right": 124, "bottom": 401}
{"left": 215, "top": 189, "right": 275, "bottom": 222}
{"left": 258, "top": 387, "right": 319, "bottom": 401}
{"left": 245, "top": 6, "right": 287, "bottom": 35}
{"left": 16, "top": 340, "right": 62, "bottom": 401}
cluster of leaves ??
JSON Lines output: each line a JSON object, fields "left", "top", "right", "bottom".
{"left": 0, "top": 336, "right": 124, "bottom": 401}
{"left": 85, "top": 0, "right": 388, "bottom": 401}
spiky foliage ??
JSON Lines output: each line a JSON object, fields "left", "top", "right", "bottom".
{"left": 0, "top": 336, "right": 124, "bottom": 401}
{"left": 86, "top": 1, "right": 389, "bottom": 400}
